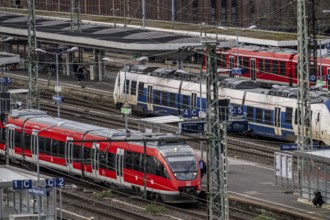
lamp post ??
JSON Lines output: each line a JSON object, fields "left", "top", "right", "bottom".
{"left": 236, "top": 25, "right": 257, "bottom": 68}
{"left": 35, "top": 47, "right": 78, "bottom": 117}
{"left": 0, "top": 37, "right": 14, "bottom": 42}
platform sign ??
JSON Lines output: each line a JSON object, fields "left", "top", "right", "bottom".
{"left": 0, "top": 77, "right": 12, "bottom": 85}
{"left": 182, "top": 109, "right": 199, "bottom": 118}
{"left": 309, "top": 75, "right": 316, "bottom": 82}
{"left": 232, "top": 68, "right": 242, "bottom": 75}
{"left": 28, "top": 188, "right": 50, "bottom": 197}
{"left": 280, "top": 143, "right": 298, "bottom": 151}
{"left": 12, "top": 180, "right": 33, "bottom": 190}
{"left": 45, "top": 177, "right": 65, "bottom": 188}
{"left": 179, "top": 121, "right": 205, "bottom": 134}
{"left": 327, "top": 74, "right": 330, "bottom": 81}
{"left": 230, "top": 106, "right": 244, "bottom": 116}
{"left": 52, "top": 95, "right": 64, "bottom": 103}
{"left": 121, "top": 107, "right": 131, "bottom": 115}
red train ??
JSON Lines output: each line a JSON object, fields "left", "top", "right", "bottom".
{"left": 203, "top": 45, "right": 330, "bottom": 88}
{"left": 0, "top": 109, "right": 201, "bottom": 203}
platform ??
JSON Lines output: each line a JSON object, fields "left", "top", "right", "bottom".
{"left": 0, "top": 165, "right": 57, "bottom": 219}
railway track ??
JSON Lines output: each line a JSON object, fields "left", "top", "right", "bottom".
{"left": 60, "top": 190, "right": 154, "bottom": 220}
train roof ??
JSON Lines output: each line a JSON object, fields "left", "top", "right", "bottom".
{"left": 123, "top": 65, "right": 200, "bottom": 82}
{"left": 9, "top": 109, "right": 189, "bottom": 149}
{"left": 223, "top": 45, "right": 330, "bottom": 59}
{"left": 219, "top": 78, "right": 330, "bottom": 103}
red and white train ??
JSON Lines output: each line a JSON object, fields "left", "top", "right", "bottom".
{"left": 0, "top": 109, "right": 201, "bottom": 203}
{"left": 203, "top": 45, "right": 330, "bottom": 88}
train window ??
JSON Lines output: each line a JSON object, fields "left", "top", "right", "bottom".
{"left": 161, "top": 92, "right": 169, "bottom": 106}
{"left": 124, "top": 151, "right": 133, "bottom": 169}
{"left": 280, "top": 62, "right": 286, "bottom": 76}
{"left": 124, "top": 79, "right": 130, "bottom": 94}
{"left": 155, "top": 159, "right": 167, "bottom": 178}
{"left": 83, "top": 147, "right": 91, "bottom": 165}
{"left": 73, "top": 145, "right": 81, "bottom": 162}
{"left": 133, "top": 153, "right": 142, "bottom": 171}
{"left": 182, "top": 95, "right": 189, "bottom": 109}
{"left": 24, "top": 133, "right": 31, "bottom": 151}
{"left": 256, "top": 108, "right": 263, "bottom": 123}
{"left": 146, "top": 156, "right": 157, "bottom": 175}
{"left": 154, "top": 90, "right": 161, "bottom": 105}
{"left": 138, "top": 82, "right": 144, "bottom": 96}
{"left": 131, "top": 81, "right": 137, "bottom": 95}
{"left": 272, "top": 61, "right": 278, "bottom": 74}
{"left": 259, "top": 59, "right": 264, "bottom": 72}
{"left": 58, "top": 141, "right": 65, "bottom": 158}
{"left": 229, "top": 56, "right": 235, "bottom": 69}
{"left": 246, "top": 106, "right": 254, "bottom": 121}
{"left": 169, "top": 93, "right": 176, "bottom": 107}
{"left": 44, "top": 138, "right": 51, "bottom": 155}
{"left": 243, "top": 57, "right": 249, "bottom": 70}
{"left": 285, "top": 107, "right": 293, "bottom": 124}
{"left": 265, "top": 60, "right": 271, "bottom": 73}
{"left": 38, "top": 136, "right": 46, "bottom": 154}
{"left": 264, "top": 109, "right": 272, "bottom": 125}
{"left": 0, "top": 128, "right": 5, "bottom": 144}
{"left": 51, "top": 140, "right": 59, "bottom": 156}
{"left": 108, "top": 152, "right": 115, "bottom": 171}
{"left": 99, "top": 151, "right": 107, "bottom": 169}
{"left": 219, "top": 54, "right": 226, "bottom": 67}
{"left": 14, "top": 131, "right": 21, "bottom": 148}
{"left": 294, "top": 64, "right": 298, "bottom": 78}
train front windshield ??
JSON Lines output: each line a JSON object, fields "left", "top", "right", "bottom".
{"left": 166, "top": 156, "right": 198, "bottom": 181}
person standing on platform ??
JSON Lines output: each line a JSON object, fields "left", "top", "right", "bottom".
{"left": 199, "top": 159, "right": 206, "bottom": 178}
{"left": 77, "top": 65, "right": 85, "bottom": 82}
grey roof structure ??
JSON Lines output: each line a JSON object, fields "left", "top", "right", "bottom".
{"left": 0, "top": 52, "right": 19, "bottom": 65}
{"left": 0, "top": 165, "right": 44, "bottom": 188}
{"left": 0, "top": 12, "right": 233, "bottom": 57}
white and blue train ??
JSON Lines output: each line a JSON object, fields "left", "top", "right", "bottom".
{"left": 114, "top": 65, "right": 330, "bottom": 145}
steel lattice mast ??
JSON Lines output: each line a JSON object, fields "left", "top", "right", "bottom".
{"left": 307, "top": 0, "right": 318, "bottom": 78}
{"left": 71, "top": 0, "right": 81, "bottom": 32}
{"left": 27, "top": 0, "right": 39, "bottom": 109}
{"left": 297, "top": 0, "right": 313, "bottom": 151}
{"left": 205, "top": 41, "right": 229, "bottom": 220}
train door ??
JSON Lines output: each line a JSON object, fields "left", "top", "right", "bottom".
{"left": 313, "top": 110, "right": 321, "bottom": 140}
{"left": 65, "top": 137, "right": 73, "bottom": 174}
{"left": 274, "top": 107, "right": 282, "bottom": 136}
{"left": 7, "top": 126, "right": 15, "bottom": 158}
{"left": 91, "top": 143, "right": 100, "bottom": 179}
{"left": 31, "top": 130, "right": 38, "bottom": 163}
{"left": 116, "top": 148, "right": 124, "bottom": 184}
{"left": 250, "top": 59, "right": 256, "bottom": 80}
{"left": 327, "top": 68, "right": 330, "bottom": 91}
{"left": 191, "top": 92, "right": 197, "bottom": 110}
{"left": 147, "top": 85, "right": 153, "bottom": 111}
{"left": 229, "top": 56, "right": 235, "bottom": 69}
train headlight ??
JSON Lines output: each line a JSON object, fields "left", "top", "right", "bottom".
{"left": 174, "top": 173, "right": 177, "bottom": 177}
{"left": 193, "top": 172, "right": 197, "bottom": 176}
